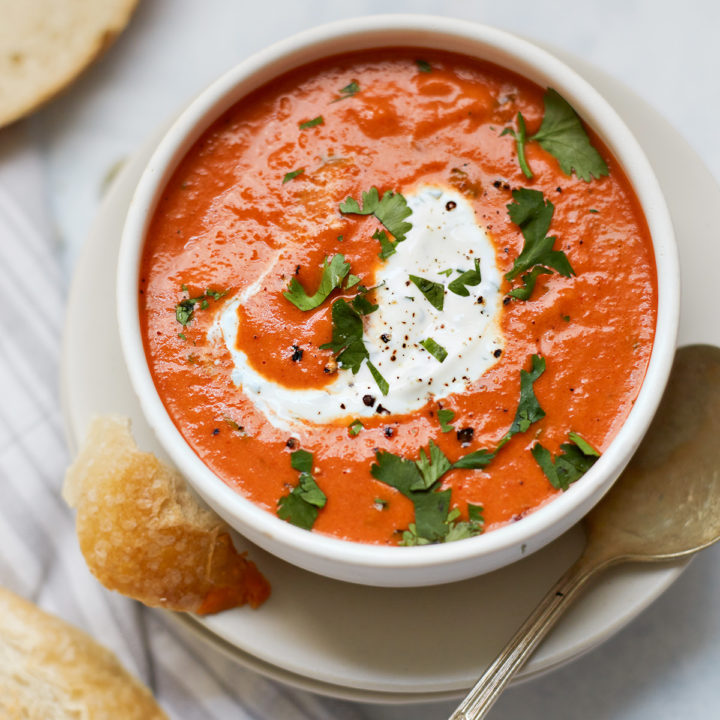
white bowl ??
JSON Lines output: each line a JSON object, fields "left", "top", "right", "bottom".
{"left": 117, "top": 15, "right": 679, "bottom": 587}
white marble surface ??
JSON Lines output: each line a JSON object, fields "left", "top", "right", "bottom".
{"left": 20, "top": 1, "right": 720, "bottom": 717}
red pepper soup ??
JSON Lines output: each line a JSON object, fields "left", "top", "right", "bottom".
{"left": 139, "top": 49, "right": 656, "bottom": 546}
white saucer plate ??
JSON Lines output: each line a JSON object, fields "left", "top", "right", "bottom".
{"left": 61, "top": 48, "right": 718, "bottom": 703}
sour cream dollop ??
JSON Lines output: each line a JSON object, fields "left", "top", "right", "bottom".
{"left": 214, "top": 186, "right": 504, "bottom": 433}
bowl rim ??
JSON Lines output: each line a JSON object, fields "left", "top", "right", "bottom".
{"left": 117, "top": 14, "right": 679, "bottom": 582}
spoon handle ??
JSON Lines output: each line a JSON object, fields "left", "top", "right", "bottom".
{"left": 448, "top": 554, "right": 605, "bottom": 720}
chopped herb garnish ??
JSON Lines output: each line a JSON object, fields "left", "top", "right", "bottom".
{"left": 505, "top": 188, "right": 574, "bottom": 300}
{"left": 283, "top": 254, "right": 350, "bottom": 310}
{"left": 345, "top": 274, "right": 361, "bottom": 289}
{"left": 452, "top": 448, "right": 495, "bottom": 469}
{"left": 372, "top": 442, "right": 487, "bottom": 545}
{"left": 532, "top": 432, "right": 599, "bottom": 491}
{"left": 348, "top": 419, "right": 364, "bottom": 437}
{"left": 299, "top": 116, "right": 324, "bottom": 130}
{"left": 589, "top": 208, "right": 599, "bottom": 213}
{"left": 175, "top": 299, "right": 196, "bottom": 326}
{"left": 367, "top": 361, "right": 389, "bottom": 396}
{"left": 277, "top": 449, "right": 327, "bottom": 529}
{"left": 503, "top": 89, "right": 609, "bottom": 181}
{"left": 415, "top": 59, "right": 432, "bottom": 73}
{"left": 414, "top": 440, "right": 452, "bottom": 490}
{"left": 562, "top": 314, "right": 571, "bottom": 322}
{"left": 444, "top": 504, "right": 485, "bottom": 542}
{"left": 409, "top": 274, "right": 444, "bottom": 311}
{"left": 373, "top": 229, "right": 396, "bottom": 260}
{"left": 282, "top": 168, "right": 305, "bottom": 184}
{"left": 337, "top": 234, "right": 344, "bottom": 242}
{"left": 351, "top": 287, "right": 379, "bottom": 316}
{"left": 438, "top": 268, "right": 453, "bottom": 277}
{"left": 175, "top": 287, "right": 228, "bottom": 326}
{"left": 204, "top": 288, "right": 228, "bottom": 301}
{"left": 340, "top": 186, "right": 413, "bottom": 243}
{"left": 501, "top": 111, "right": 531, "bottom": 179}
{"left": 438, "top": 408, "right": 455, "bottom": 433}
{"left": 331, "top": 80, "right": 360, "bottom": 102}
{"left": 420, "top": 337, "right": 448, "bottom": 363}
{"left": 448, "top": 258, "right": 482, "bottom": 296}
{"left": 371, "top": 450, "right": 451, "bottom": 544}
{"left": 321, "top": 298, "right": 368, "bottom": 373}
{"left": 374, "top": 497, "right": 389, "bottom": 508}
{"left": 370, "top": 355, "right": 545, "bottom": 544}
{"left": 568, "top": 431, "right": 600, "bottom": 457}
{"left": 498, "top": 354, "right": 546, "bottom": 447}
{"left": 320, "top": 283, "right": 380, "bottom": 387}
{"left": 178, "top": 332, "right": 186, "bottom": 341}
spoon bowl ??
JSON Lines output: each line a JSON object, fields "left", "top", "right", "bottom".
{"left": 584, "top": 344, "right": 720, "bottom": 563}
{"left": 451, "top": 344, "right": 720, "bottom": 720}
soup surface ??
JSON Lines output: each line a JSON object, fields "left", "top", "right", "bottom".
{"left": 140, "top": 49, "right": 657, "bottom": 545}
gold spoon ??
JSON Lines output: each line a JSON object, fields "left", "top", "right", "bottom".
{"left": 450, "top": 344, "right": 720, "bottom": 720}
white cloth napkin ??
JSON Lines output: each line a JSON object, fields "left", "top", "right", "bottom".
{"left": 0, "top": 121, "right": 370, "bottom": 720}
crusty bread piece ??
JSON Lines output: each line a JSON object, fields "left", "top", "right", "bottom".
{"left": 0, "top": 0, "right": 138, "bottom": 127}
{"left": 63, "top": 416, "right": 270, "bottom": 614}
{"left": 0, "top": 586, "right": 167, "bottom": 720}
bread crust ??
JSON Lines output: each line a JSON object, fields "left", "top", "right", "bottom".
{"left": 0, "top": 586, "right": 167, "bottom": 720}
{"left": 0, "top": 0, "right": 139, "bottom": 127}
{"left": 63, "top": 416, "right": 270, "bottom": 614}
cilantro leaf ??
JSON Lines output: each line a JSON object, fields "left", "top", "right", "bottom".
{"left": 340, "top": 187, "right": 413, "bottom": 242}
{"left": 278, "top": 449, "right": 327, "bottom": 529}
{"left": 409, "top": 275, "right": 444, "bottom": 311}
{"left": 448, "top": 258, "right": 482, "bottom": 296}
{"left": 348, "top": 419, "right": 363, "bottom": 437}
{"left": 468, "top": 503, "right": 484, "bottom": 524}
{"left": 282, "top": 168, "right": 305, "bottom": 184}
{"left": 501, "top": 112, "right": 532, "bottom": 179}
{"left": 204, "top": 288, "right": 228, "bottom": 301}
{"left": 399, "top": 525, "right": 431, "bottom": 546}
{"left": 371, "top": 450, "right": 451, "bottom": 544}
{"left": 502, "top": 91, "right": 609, "bottom": 182}
{"left": 371, "top": 450, "right": 424, "bottom": 497}
{"left": 277, "top": 493, "right": 318, "bottom": 530}
{"left": 412, "top": 488, "right": 452, "bottom": 543}
{"left": 505, "top": 188, "right": 574, "bottom": 299}
{"left": 415, "top": 59, "right": 432, "bottom": 73}
{"left": 175, "top": 298, "right": 196, "bottom": 326}
{"left": 532, "top": 89, "right": 609, "bottom": 182}
{"left": 505, "top": 354, "right": 546, "bottom": 439}
{"left": 331, "top": 80, "right": 360, "bottom": 102}
{"left": 507, "top": 266, "right": 552, "bottom": 300}
{"left": 438, "top": 408, "right": 455, "bottom": 432}
{"left": 175, "top": 287, "right": 228, "bottom": 326}
{"left": 445, "top": 504, "right": 485, "bottom": 542}
{"left": 413, "top": 440, "right": 452, "bottom": 490}
{"left": 420, "top": 337, "right": 448, "bottom": 363}
{"left": 373, "top": 229, "right": 396, "bottom": 260}
{"left": 532, "top": 432, "right": 599, "bottom": 491}
{"left": 367, "top": 361, "right": 389, "bottom": 396}
{"left": 452, "top": 448, "right": 495, "bottom": 469}
{"left": 299, "top": 116, "right": 324, "bottom": 130}
{"left": 373, "top": 442, "right": 490, "bottom": 545}
{"left": 320, "top": 298, "right": 368, "bottom": 372}
{"left": 351, "top": 290, "right": 378, "bottom": 316}
{"left": 568, "top": 431, "right": 600, "bottom": 457}
{"left": 284, "top": 254, "right": 350, "bottom": 311}
{"left": 345, "top": 274, "right": 361, "bottom": 289}
{"left": 320, "top": 280, "right": 385, "bottom": 387}
{"left": 290, "top": 448, "right": 313, "bottom": 474}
